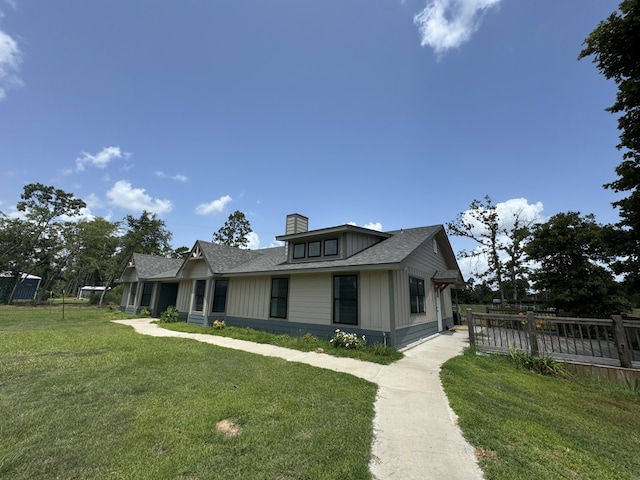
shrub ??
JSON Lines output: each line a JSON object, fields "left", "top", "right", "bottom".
{"left": 160, "top": 306, "right": 180, "bottom": 323}
{"left": 330, "top": 329, "right": 367, "bottom": 350}
{"left": 509, "top": 346, "right": 570, "bottom": 377}
{"left": 213, "top": 320, "right": 226, "bottom": 329}
{"left": 88, "top": 294, "right": 100, "bottom": 305}
{"left": 140, "top": 308, "right": 151, "bottom": 317}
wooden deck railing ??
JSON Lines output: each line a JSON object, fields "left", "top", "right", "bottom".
{"left": 466, "top": 310, "right": 640, "bottom": 369}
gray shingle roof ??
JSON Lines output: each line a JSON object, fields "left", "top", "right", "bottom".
{"left": 129, "top": 253, "right": 184, "bottom": 280}
{"left": 224, "top": 225, "right": 443, "bottom": 274}
{"left": 197, "top": 240, "right": 265, "bottom": 273}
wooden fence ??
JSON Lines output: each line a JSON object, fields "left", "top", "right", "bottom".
{"left": 466, "top": 310, "right": 640, "bottom": 369}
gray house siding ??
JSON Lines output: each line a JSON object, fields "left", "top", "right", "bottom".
{"left": 118, "top": 221, "right": 462, "bottom": 351}
{"left": 344, "top": 232, "right": 383, "bottom": 258}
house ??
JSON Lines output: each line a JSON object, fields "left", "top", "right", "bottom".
{"left": 118, "top": 214, "right": 464, "bottom": 349}
{"left": 0, "top": 273, "right": 41, "bottom": 302}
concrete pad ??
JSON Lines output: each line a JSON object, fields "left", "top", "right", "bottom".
{"left": 113, "top": 318, "right": 483, "bottom": 479}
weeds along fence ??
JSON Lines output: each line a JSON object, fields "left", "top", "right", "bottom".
{"left": 466, "top": 310, "right": 640, "bottom": 370}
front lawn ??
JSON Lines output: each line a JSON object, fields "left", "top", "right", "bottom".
{"left": 441, "top": 348, "right": 640, "bottom": 480}
{"left": 0, "top": 305, "right": 377, "bottom": 479}
{"left": 159, "top": 320, "right": 403, "bottom": 365}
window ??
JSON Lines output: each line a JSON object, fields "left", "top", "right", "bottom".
{"left": 128, "top": 282, "right": 138, "bottom": 306}
{"left": 409, "top": 277, "right": 426, "bottom": 314}
{"left": 308, "top": 241, "right": 321, "bottom": 257}
{"left": 324, "top": 238, "right": 338, "bottom": 256}
{"left": 293, "top": 243, "right": 306, "bottom": 259}
{"left": 212, "top": 279, "right": 228, "bottom": 313}
{"left": 333, "top": 275, "right": 358, "bottom": 325}
{"left": 194, "top": 280, "right": 206, "bottom": 312}
{"left": 140, "top": 282, "right": 153, "bottom": 307}
{"left": 433, "top": 239, "right": 438, "bottom": 254}
{"left": 270, "top": 278, "right": 289, "bottom": 319}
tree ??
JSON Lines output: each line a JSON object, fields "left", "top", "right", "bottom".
{"left": 212, "top": 211, "right": 252, "bottom": 248}
{"left": 447, "top": 196, "right": 538, "bottom": 304}
{"left": 1, "top": 183, "right": 87, "bottom": 303}
{"left": 63, "top": 218, "right": 120, "bottom": 297}
{"left": 579, "top": 0, "right": 640, "bottom": 290}
{"left": 117, "top": 211, "right": 173, "bottom": 262}
{"left": 526, "top": 212, "right": 629, "bottom": 317}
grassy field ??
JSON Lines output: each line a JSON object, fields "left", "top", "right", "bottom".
{"left": 441, "top": 348, "right": 640, "bottom": 480}
{"left": 0, "top": 305, "right": 377, "bottom": 479}
{"left": 159, "top": 321, "right": 403, "bottom": 365}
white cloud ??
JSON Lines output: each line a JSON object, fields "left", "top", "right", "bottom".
{"left": 364, "top": 222, "right": 383, "bottom": 231}
{"left": 76, "top": 146, "right": 128, "bottom": 172}
{"left": 245, "top": 231, "right": 260, "bottom": 250}
{"left": 195, "top": 195, "right": 232, "bottom": 215}
{"left": 106, "top": 180, "right": 172, "bottom": 215}
{"left": 0, "top": 28, "right": 22, "bottom": 100}
{"left": 83, "top": 193, "right": 103, "bottom": 209}
{"left": 414, "top": 0, "right": 501, "bottom": 55}
{"left": 156, "top": 171, "right": 188, "bottom": 182}
{"left": 347, "top": 221, "right": 383, "bottom": 231}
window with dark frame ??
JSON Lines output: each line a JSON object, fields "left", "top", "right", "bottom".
{"left": 308, "top": 240, "right": 321, "bottom": 257}
{"left": 140, "top": 282, "right": 153, "bottom": 307}
{"left": 293, "top": 243, "right": 306, "bottom": 259}
{"left": 409, "top": 276, "right": 426, "bottom": 314}
{"left": 270, "top": 278, "right": 289, "bottom": 319}
{"left": 212, "top": 279, "right": 228, "bottom": 313}
{"left": 333, "top": 275, "right": 358, "bottom": 325}
{"left": 194, "top": 279, "right": 206, "bottom": 312}
{"left": 324, "top": 238, "right": 338, "bottom": 256}
{"left": 128, "top": 282, "right": 137, "bottom": 305}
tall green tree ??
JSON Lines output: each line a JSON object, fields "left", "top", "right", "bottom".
{"left": 63, "top": 218, "right": 120, "bottom": 296}
{"left": 117, "top": 211, "right": 173, "bottom": 264}
{"left": 212, "top": 210, "right": 252, "bottom": 248}
{"left": 1, "top": 183, "right": 87, "bottom": 303}
{"left": 579, "top": 0, "right": 640, "bottom": 289}
{"left": 526, "top": 212, "right": 629, "bottom": 317}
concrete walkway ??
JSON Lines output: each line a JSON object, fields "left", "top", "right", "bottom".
{"left": 113, "top": 318, "right": 484, "bottom": 480}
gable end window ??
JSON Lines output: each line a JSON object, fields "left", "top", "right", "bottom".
{"left": 409, "top": 277, "right": 426, "bottom": 314}
{"left": 194, "top": 280, "right": 206, "bottom": 312}
{"left": 333, "top": 275, "right": 358, "bottom": 325}
{"left": 270, "top": 278, "right": 289, "bottom": 319}
{"left": 212, "top": 279, "right": 228, "bottom": 313}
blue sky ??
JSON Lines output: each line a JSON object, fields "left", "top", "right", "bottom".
{"left": 0, "top": 0, "right": 624, "bottom": 275}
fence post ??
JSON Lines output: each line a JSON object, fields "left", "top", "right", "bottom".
{"left": 612, "top": 315, "right": 632, "bottom": 369}
{"left": 527, "top": 311, "right": 539, "bottom": 356}
{"left": 466, "top": 308, "right": 476, "bottom": 349}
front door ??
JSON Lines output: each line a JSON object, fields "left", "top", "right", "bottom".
{"left": 156, "top": 283, "right": 179, "bottom": 317}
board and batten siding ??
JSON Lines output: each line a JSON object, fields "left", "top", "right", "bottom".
{"left": 175, "top": 280, "right": 192, "bottom": 312}
{"left": 359, "top": 270, "right": 391, "bottom": 330}
{"left": 180, "top": 258, "right": 210, "bottom": 279}
{"left": 227, "top": 276, "right": 270, "bottom": 320}
{"left": 288, "top": 273, "right": 331, "bottom": 325}
{"left": 344, "top": 232, "right": 383, "bottom": 258}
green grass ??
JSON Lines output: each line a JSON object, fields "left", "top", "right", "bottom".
{"left": 159, "top": 321, "right": 404, "bottom": 365}
{"left": 0, "top": 305, "right": 377, "bottom": 479}
{"left": 441, "top": 348, "right": 640, "bottom": 480}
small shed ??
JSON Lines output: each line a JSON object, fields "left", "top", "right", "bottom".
{"left": 0, "top": 273, "right": 41, "bottom": 301}
{"left": 77, "top": 286, "right": 107, "bottom": 300}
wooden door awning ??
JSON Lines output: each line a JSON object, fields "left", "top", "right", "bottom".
{"left": 432, "top": 270, "right": 463, "bottom": 291}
